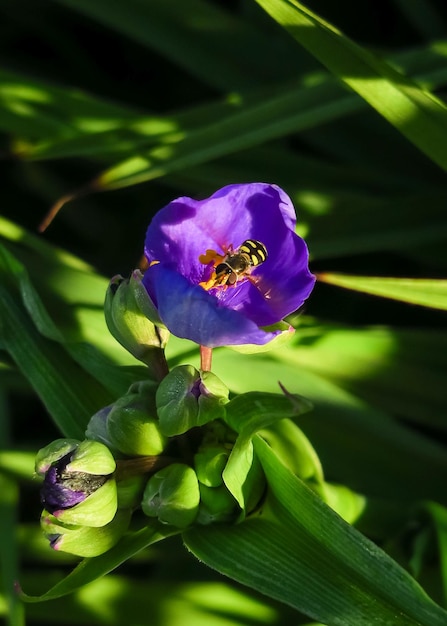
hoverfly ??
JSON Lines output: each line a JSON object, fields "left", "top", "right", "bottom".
{"left": 199, "top": 239, "right": 268, "bottom": 291}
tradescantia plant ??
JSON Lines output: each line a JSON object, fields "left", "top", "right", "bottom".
{"left": 2, "top": 1, "right": 447, "bottom": 625}
{"left": 35, "top": 182, "right": 316, "bottom": 551}
{"left": 17, "top": 183, "right": 445, "bottom": 626}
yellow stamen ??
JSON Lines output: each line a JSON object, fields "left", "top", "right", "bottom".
{"left": 199, "top": 272, "right": 218, "bottom": 291}
{"left": 149, "top": 260, "right": 160, "bottom": 267}
{"left": 198, "top": 247, "right": 227, "bottom": 291}
{"left": 199, "top": 249, "right": 224, "bottom": 265}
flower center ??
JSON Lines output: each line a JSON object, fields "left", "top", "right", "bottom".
{"left": 198, "top": 240, "right": 268, "bottom": 291}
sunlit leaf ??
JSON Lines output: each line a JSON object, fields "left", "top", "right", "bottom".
{"left": 20, "top": 573, "right": 279, "bottom": 626}
{"left": 317, "top": 273, "right": 447, "bottom": 310}
{"left": 0, "top": 474, "right": 24, "bottom": 626}
{"left": 49, "top": 0, "right": 301, "bottom": 91}
{"left": 255, "top": 0, "right": 447, "bottom": 171}
{"left": 20, "top": 522, "right": 179, "bottom": 601}
{"left": 185, "top": 437, "right": 447, "bottom": 625}
{"left": 208, "top": 347, "right": 447, "bottom": 504}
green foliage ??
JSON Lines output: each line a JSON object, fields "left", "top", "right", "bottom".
{"left": 1, "top": 1, "right": 447, "bottom": 625}
{"left": 185, "top": 437, "right": 447, "bottom": 625}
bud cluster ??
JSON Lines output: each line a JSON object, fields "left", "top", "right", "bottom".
{"left": 36, "top": 359, "right": 247, "bottom": 556}
{"left": 36, "top": 270, "right": 316, "bottom": 559}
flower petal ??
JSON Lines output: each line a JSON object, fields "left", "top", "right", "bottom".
{"left": 143, "top": 183, "right": 315, "bottom": 347}
{"left": 143, "top": 264, "right": 280, "bottom": 348}
{"left": 145, "top": 183, "right": 298, "bottom": 283}
{"left": 41, "top": 466, "right": 86, "bottom": 511}
{"left": 213, "top": 232, "right": 315, "bottom": 327}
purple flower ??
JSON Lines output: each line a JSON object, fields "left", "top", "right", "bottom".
{"left": 143, "top": 183, "right": 315, "bottom": 348}
{"left": 41, "top": 452, "right": 108, "bottom": 513}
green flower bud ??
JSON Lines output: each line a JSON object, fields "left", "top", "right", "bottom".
{"left": 107, "top": 381, "right": 168, "bottom": 456}
{"left": 85, "top": 405, "right": 115, "bottom": 449}
{"left": 194, "top": 444, "right": 230, "bottom": 488}
{"left": 105, "top": 271, "right": 170, "bottom": 369}
{"left": 156, "top": 365, "right": 229, "bottom": 436}
{"left": 40, "top": 509, "right": 131, "bottom": 557}
{"left": 196, "top": 483, "right": 237, "bottom": 525}
{"left": 141, "top": 463, "right": 200, "bottom": 528}
{"left": 51, "top": 472, "right": 118, "bottom": 527}
{"left": 36, "top": 439, "right": 118, "bottom": 527}
{"left": 236, "top": 452, "right": 266, "bottom": 515}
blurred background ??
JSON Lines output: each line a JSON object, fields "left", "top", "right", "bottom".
{"left": 1, "top": 0, "right": 447, "bottom": 624}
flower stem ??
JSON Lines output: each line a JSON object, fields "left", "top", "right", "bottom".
{"left": 115, "top": 455, "right": 176, "bottom": 481}
{"left": 200, "top": 345, "right": 213, "bottom": 371}
{"left": 148, "top": 346, "right": 170, "bottom": 381}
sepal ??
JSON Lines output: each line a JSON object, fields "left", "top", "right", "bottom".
{"left": 65, "top": 439, "right": 116, "bottom": 475}
{"left": 156, "top": 365, "right": 229, "bottom": 436}
{"left": 141, "top": 463, "right": 200, "bottom": 528}
{"left": 35, "top": 439, "right": 79, "bottom": 476}
{"left": 51, "top": 476, "right": 117, "bottom": 527}
{"left": 196, "top": 484, "right": 237, "bottom": 525}
{"left": 229, "top": 321, "right": 295, "bottom": 354}
{"left": 107, "top": 381, "right": 168, "bottom": 456}
{"left": 194, "top": 444, "right": 229, "bottom": 488}
{"left": 105, "top": 270, "right": 169, "bottom": 365}
{"left": 40, "top": 509, "right": 131, "bottom": 557}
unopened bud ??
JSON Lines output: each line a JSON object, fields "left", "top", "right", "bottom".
{"left": 36, "top": 439, "right": 117, "bottom": 527}
{"left": 141, "top": 463, "right": 200, "bottom": 528}
{"left": 105, "top": 271, "right": 169, "bottom": 367}
{"left": 194, "top": 444, "right": 230, "bottom": 488}
{"left": 197, "top": 483, "right": 237, "bottom": 525}
{"left": 40, "top": 509, "right": 131, "bottom": 557}
{"left": 85, "top": 404, "right": 115, "bottom": 449}
{"left": 107, "top": 381, "right": 167, "bottom": 456}
{"left": 156, "top": 365, "right": 229, "bottom": 436}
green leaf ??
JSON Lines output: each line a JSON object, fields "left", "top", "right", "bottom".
{"left": 0, "top": 67, "right": 140, "bottom": 141}
{"left": 0, "top": 244, "right": 114, "bottom": 437}
{"left": 222, "top": 391, "right": 315, "bottom": 514}
{"left": 0, "top": 451, "right": 36, "bottom": 482}
{"left": 0, "top": 216, "right": 136, "bottom": 366}
{"left": 392, "top": 0, "right": 447, "bottom": 40}
{"left": 255, "top": 0, "right": 447, "bottom": 171}
{"left": 258, "top": 418, "right": 324, "bottom": 485}
{"left": 424, "top": 502, "right": 447, "bottom": 605}
{"left": 13, "top": 43, "right": 447, "bottom": 168}
{"left": 0, "top": 216, "right": 147, "bottom": 402}
{"left": 224, "top": 391, "right": 312, "bottom": 435}
{"left": 286, "top": 324, "right": 447, "bottom": 431}
{"left": 20, "top": 521, "right": 179, "bottom": 602}
{"left": 91, "top": 81, "right": 360, "bottom": 191}
{"left": 184, "top": 437, "right": 447, "bottom": 625}
{"left": 62, "top": 45, "right": 447, "bottom": 195}
{"left": 304, "top": 190, "right": 447, "bottom": 260}
{"left": 49, "top": 0, "right": 300, "bottom": 91}
{"left": 209, "top": 348, "right": 447, "bottom": 504}
{"left": 20, "top": 572, "right": 279, "bottom": 626}
{"left": 0, "top": 474, "right": 25, "bottom": 626}
{"left": 317, "top": 273, "right": 447, "bottom": 311}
